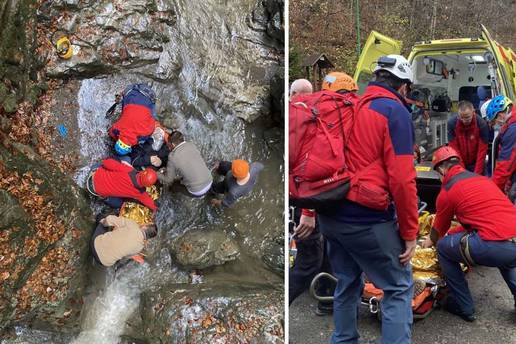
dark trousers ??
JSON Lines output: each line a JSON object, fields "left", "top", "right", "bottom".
{"left": 289, "top": 235, "right": 334, "bottom": 305}
{"left": 90, "top": 223, "right": 108, "bottom": 265}
{"left": 319, "top": 216, "right": 413, "bottom": 344}
{"left": 437, "top": 231, "right": 516, "bottom": 315}
{"left": 104, "top": 197, "right": 125, "bottom": 209}
{"left": 211, "top": 160, "right": 231, "bottom": 194}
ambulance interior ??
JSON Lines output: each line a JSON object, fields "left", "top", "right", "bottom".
{"left": 410, "top": 52, "right": 494, "bottom": 211}
{"left": 410, "top": 52, "right": 493, "bottom": 154}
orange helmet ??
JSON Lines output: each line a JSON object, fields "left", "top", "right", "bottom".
{"left": 137, "top": 168, "right": 158, "bottom": 187}
{"left": 231, "top": 159, "right": 250, "bottom": 179}
{"left": 321, "top": 72, "right": 358, "bottom": 92}
{"left": 431, "top": 146, "right": 461, "bottom": 170}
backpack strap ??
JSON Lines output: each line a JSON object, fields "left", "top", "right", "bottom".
{"left": 331, "top": 95, "right": 353, "bottom": 168}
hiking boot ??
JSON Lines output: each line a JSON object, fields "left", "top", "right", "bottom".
{"left": 315, "top": 302, "right": 333, "bottom": 316}
{"left": 443, "top": 298, "right": 475, "bottom": 322}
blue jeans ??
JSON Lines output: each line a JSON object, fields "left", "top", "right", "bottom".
{"left": 319, "top": 217, "right": 413, "bottom": 344}
{"left": 437, "top": 231, "right": 516, "bottom": 315}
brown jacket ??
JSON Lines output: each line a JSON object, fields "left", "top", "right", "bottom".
{"left": 94, "top": 215, "right": 144, "bottom": 267}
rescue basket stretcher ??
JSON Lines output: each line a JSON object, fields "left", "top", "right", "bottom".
{"left": 308, "top": 202, "right": 461, "bottom": 320}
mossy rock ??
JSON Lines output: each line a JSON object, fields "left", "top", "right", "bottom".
{"left": 0, "top": 83, "right": 9, "bottom": 103}
{"left": 170, "top": 229, "right": 240, "bottom": 270}
{"left": 3, "top": 94, "right": 17, "bottom": 113}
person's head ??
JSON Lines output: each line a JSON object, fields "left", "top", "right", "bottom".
{"left": 486, "top": 95, "right": 513, "bottom": 126}
{"left": 141, "top": 224, "right": 157, "bottom": 240}
{"left": 431, "top": 146, "right": 461, "bottom": 180}
{"left": 115, "top": 139, "right": 132, "bottom": 156}
{"left": 373, "top": 55, "right": 413, "bottom": 97}
{"left": 231, "top": 159, "right": 250, "bottom": 180}
{"left": 136, "top": 167, "right": 157, "bottom": 187}
{"left": 166, "top": 130, "right": 184, "bottom": 149}
{"left": 289, "top": 79, "right": 313, "bottom": 99}
{"left": 457, "top": 101, "right": 475, "bottom": 126}
{"left": 321, "top": 72, "right": 358, "bottom": 94}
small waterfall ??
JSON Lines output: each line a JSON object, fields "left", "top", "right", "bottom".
{"left": 71, "top": 265, "right": 149, "bottom": 344}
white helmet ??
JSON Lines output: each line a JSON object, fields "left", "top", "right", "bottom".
{"left": 480, "top": 99, "right": 492, "bottom": 119}
{"left": 373, "top": 54, "right": 413, "bottom": 83}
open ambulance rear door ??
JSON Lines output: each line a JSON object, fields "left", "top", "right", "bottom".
{"left": 481, "top": 25, "right": 516, "bottom": 102}
{"left": 353, "top": 31, "right": 401, "bottom": 94}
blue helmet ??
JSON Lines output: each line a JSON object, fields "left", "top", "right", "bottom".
{"left": 486, "top": 95, "right": 513, "bottom": 121}
{"left": 115, "top": 139, "right": 132, "bottom": 156}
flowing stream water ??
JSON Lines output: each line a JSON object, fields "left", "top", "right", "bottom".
{"left": 67, "top": 67, "right": 283, "bottom": 342}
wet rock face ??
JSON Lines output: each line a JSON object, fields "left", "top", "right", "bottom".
{"left": 0, "top": 138, "right": 93, "bottom": 333}
{"left": 41, "top": 0, "right": 284, "bottom": 122}
{"left": 170, "top": 229, "right": 240, "bottom": 270}
{"left": 0, "top": 0, "right": 46, "bottom": 113}
{"left": 141, "top": 285, "right": 284, "bottom": 343}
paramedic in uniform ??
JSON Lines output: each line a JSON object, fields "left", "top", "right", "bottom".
{"left": 447, "top": 100, "right": 489, "bottom": 174}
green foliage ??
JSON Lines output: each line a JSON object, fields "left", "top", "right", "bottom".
{"left": 290, "top": 0, "right": 516, "bottom": 74}
{"left": 289, "top": 44, "right": 305, "bottom": 82}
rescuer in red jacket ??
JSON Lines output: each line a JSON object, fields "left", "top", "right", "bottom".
{"left": 447, "top": 100, "right": 489, "bottom": 174}
{"left": 316, "top": 55, "right": 418, "bottom": 344}
{"left": 423, "top": 146, "right": 516, "bottom": 322}
{"left": 86, "top": 158, "right": 158, "bottom": 211}
{"left": 488, "top": 97, "right": 515, "bottom": 200}
{"left": 108, "top": 84, "right": 158, "bottom": 156}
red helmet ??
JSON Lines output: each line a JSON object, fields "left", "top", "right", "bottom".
{"left": 431, "top": 146, "right": 461, "bottom": 170}
{"left": 137, "top": 168, "right": 157, "bottom": 187}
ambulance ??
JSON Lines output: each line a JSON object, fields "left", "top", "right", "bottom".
{"left": 354, "top": 25, "right": 516, "bottom": 210}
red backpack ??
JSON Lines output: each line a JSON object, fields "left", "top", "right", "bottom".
{"left": 289, "top": 90, "right": 359, "bottom": 209}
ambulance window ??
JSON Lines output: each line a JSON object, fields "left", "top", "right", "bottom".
{"left": 425, "top": 58, "right": 444, "bottom": 76}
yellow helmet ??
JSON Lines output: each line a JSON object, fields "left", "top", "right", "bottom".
{"left": 322, "top": 72, "right": 358, "bottom": 92}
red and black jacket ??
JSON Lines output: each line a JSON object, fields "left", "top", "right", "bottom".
{"left": 434, "top": 165, "right": 516, "bottom": 240}
{"left": 93, "top": 158, "right": 157, "bottom": 211}
{"left": 108, "top": 91, "right": 157, "bottom": 146}
{"left": 326, "top": 82, "right": 419, "bottom": 241}
{"left": 447, "top": 114, "right": 489, "bottom": 174}
{"left": 492, "top": 113, "right": 516, "bottom": 192}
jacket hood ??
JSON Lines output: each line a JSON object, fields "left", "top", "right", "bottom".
{"left": 362, "top": 82, "right": 412, "bottom": 112}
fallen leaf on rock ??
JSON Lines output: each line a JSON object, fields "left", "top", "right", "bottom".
{"left": 201, "top": 314, "right": 214, "bottom": 328}
{"left": 216, "top": 324, "right": 226, "bottom": 335}
{"left": 184, "top": 297, "right": 193, "bottom": 306}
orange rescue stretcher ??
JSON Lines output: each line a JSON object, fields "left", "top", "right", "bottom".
{"left": 309, "top": 203, "right": 466, "bottom": 320}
